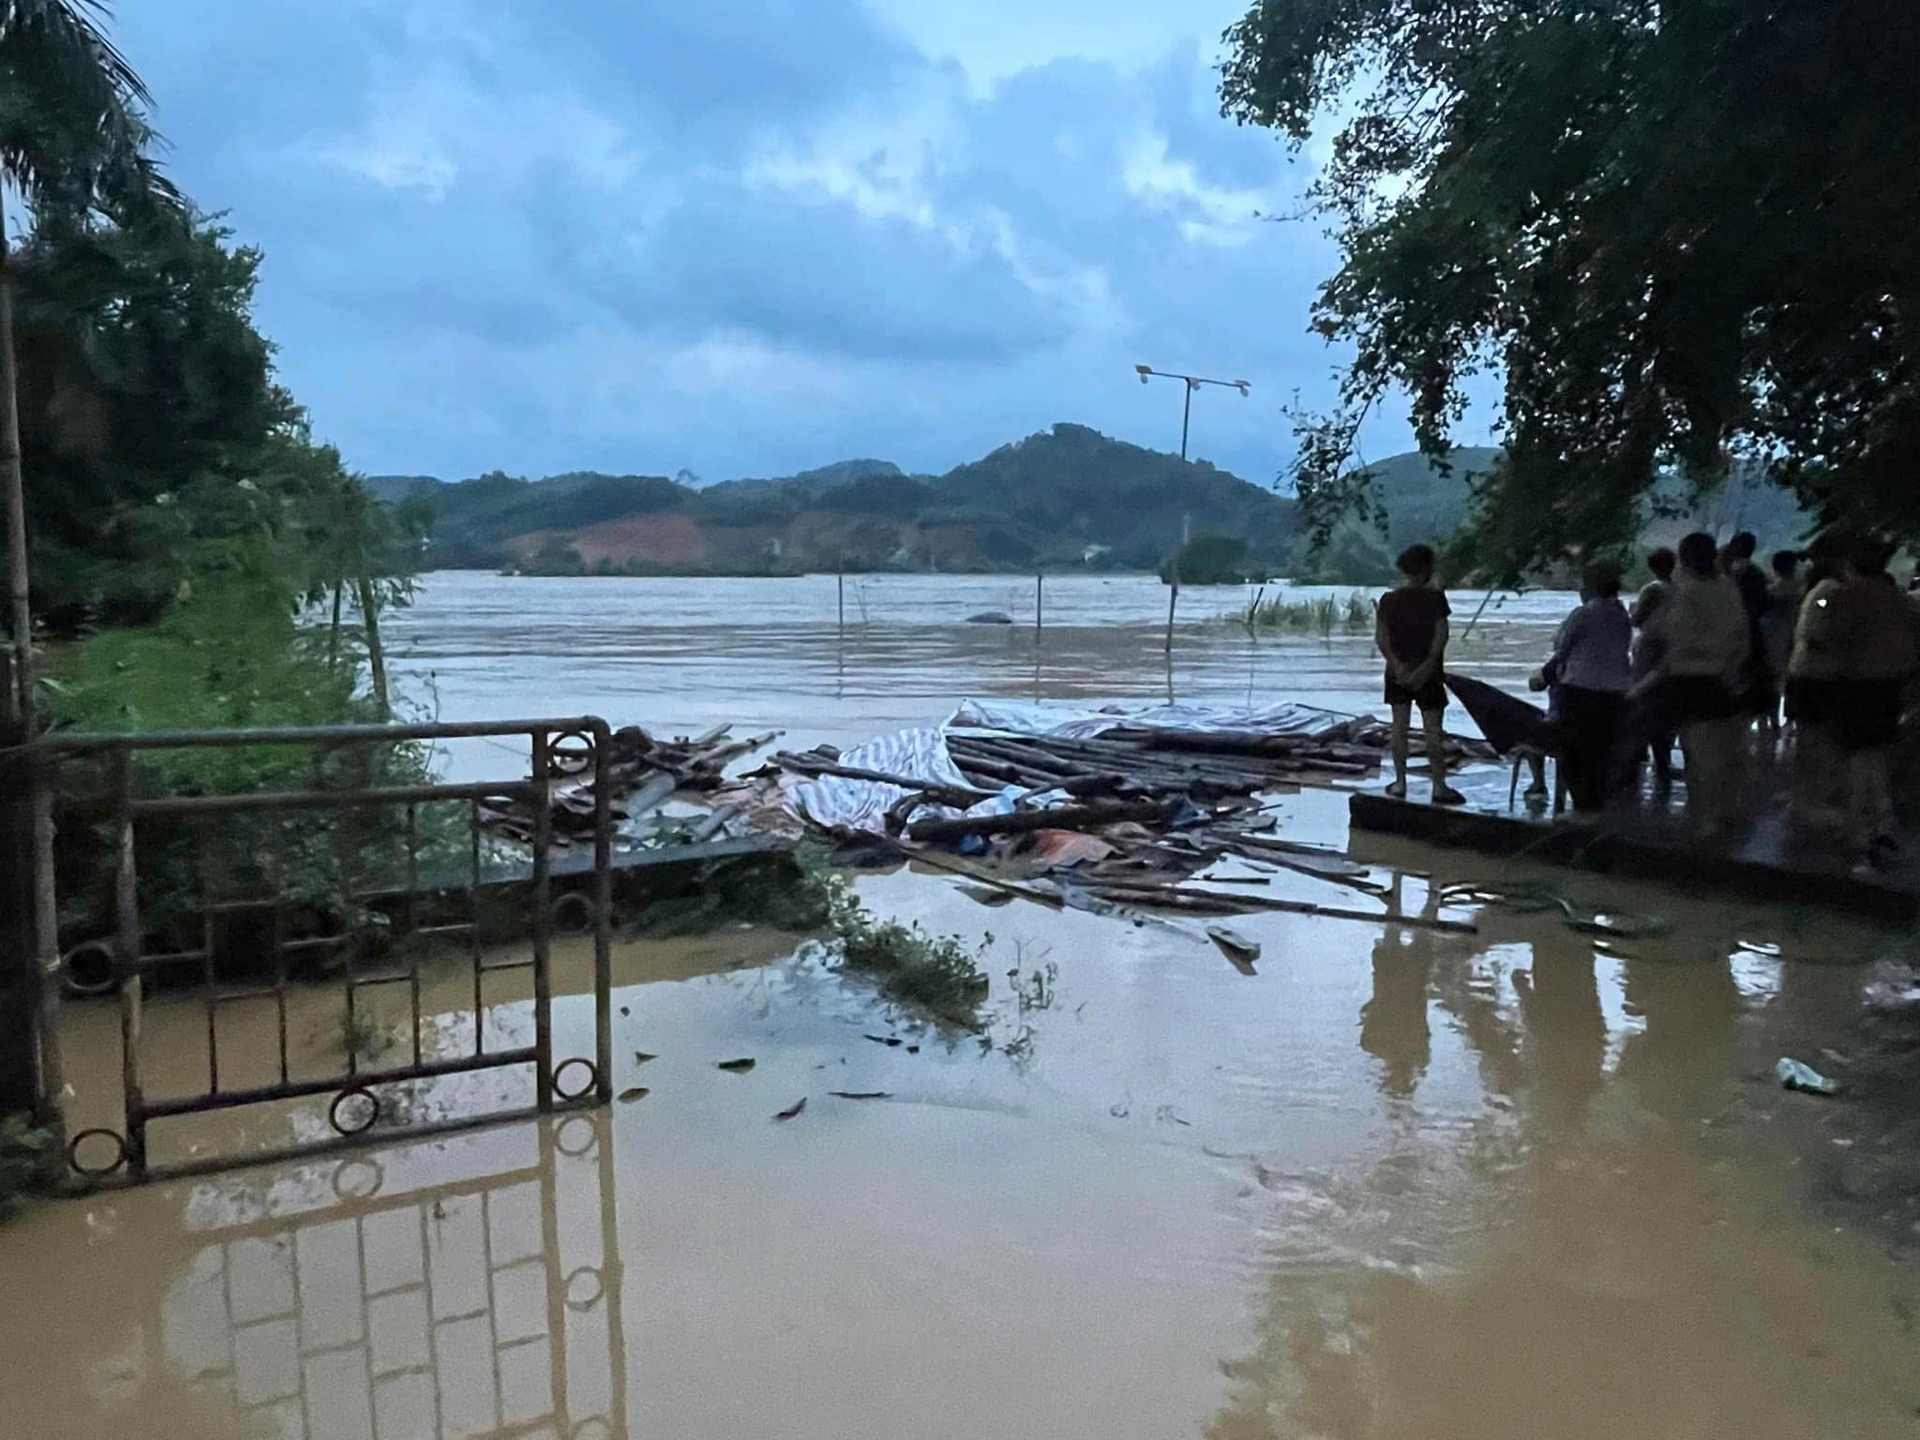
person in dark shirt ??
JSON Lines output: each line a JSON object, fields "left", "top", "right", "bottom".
{"left": 1374, "top": 543, "right": 1464, "bottom": 804}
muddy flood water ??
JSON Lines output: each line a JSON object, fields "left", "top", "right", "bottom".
{"left": 4, "top": 572, "right": 1918, "bottom": 1439}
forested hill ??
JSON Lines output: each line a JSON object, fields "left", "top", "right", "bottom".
{"left": 369, "top": 425, "right": 1299, "bottom": 575}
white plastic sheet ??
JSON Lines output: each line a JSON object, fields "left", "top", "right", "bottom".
{"left": 782, "top": 697, "right": 1372, "bottom": 836}
{"left": 783, "top": 726, "right": 1019, "bottom": 835}
{"left": 949, "top": 697, "right": 1368, "bottom": 742}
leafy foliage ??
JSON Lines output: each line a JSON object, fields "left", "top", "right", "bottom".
{"left": 13, "top": 211, "right": 416, "bottom": 631}
{"left": 1221, "top": 0, "right": 1920, "bottom": 577}
{"left": 0, "top": 1113, "right": 49, "bottom": 1219}
{"left": 827, "top": 887, "right": 990, "bottom": 1030}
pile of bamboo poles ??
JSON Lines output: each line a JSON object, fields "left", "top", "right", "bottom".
{"left": 483, "top": 724, "right": 775, "bottom": 844}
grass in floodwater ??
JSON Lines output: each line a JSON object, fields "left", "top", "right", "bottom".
{"left": 0, "top": 1115, "right": 51, "bottom": 1222}
{"left": 1238, "top": 589, "right": 1376, "bottom": 637}
{"left": 828, "top": 889, "right": 991, "bottom": 1029}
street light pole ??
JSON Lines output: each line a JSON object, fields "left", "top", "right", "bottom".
{"left": 1133, "top": 365, "right": 1251, "bottom": 655}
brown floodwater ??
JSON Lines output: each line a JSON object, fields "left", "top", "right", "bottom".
{"left": 377, "top": 571, "right": 1570, "bottom": 774}
{"left": 4, "top": 576, "right": 1916, "bottom": 1438}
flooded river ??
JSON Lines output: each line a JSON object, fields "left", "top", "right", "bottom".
{"left": 3, "top": 573, "right": 1917, "bottom": 1438}
{"left": 378, "top": 571, "right": 1569, "bottom": 771}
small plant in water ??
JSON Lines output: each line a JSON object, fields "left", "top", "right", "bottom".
{"left": 1239, "top": 590, "right": 1376, "bottom": 636}
{"left": 0, "top": 1115, "right": 51, "bottom": 1220}
{"left": 335, "top": 1008, "right": 401, "bottom": 1066}
{"left": 828, "top": 890, "right": 990, "bottom": 1028}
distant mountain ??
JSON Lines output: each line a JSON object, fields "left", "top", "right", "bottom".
{"left": 1291, "top": 447, "right": 1500, "bottom": 583}
{"left": 370, "top": 425, "right": 1299, "bottom": 576}
{"left": 1288, "top": 446, "right": 1816, "bottom": 583}
{"left": 1643, "top": 463, "right": 1813, "bottom": 551}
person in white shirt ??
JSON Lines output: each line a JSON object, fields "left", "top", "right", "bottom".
{"left": 1540, "top": 560, "right": 1632, "bottom": 812}
{"left": 1638, "top": 532, "right": 1751, "bottom": 835}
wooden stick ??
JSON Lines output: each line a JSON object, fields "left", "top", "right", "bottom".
{"left": 1078, "top": 881, "right": 1477, "bottom": 934}
{"left": 891, "top": 844, "right": 1066, "bottom": 908}
{"left": 905, "top": 799, "right": 1173, "bottom": 844}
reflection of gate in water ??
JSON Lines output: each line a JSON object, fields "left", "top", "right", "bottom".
{"left": 20, "top": 718, "right": 617, "bottom": 1185}
{"left": 165, "top": 1116, "right": 627, "bottom": 1440}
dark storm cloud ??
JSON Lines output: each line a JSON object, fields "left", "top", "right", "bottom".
{"left": 109, "top": 0, "right": 1403, "bottom": 484}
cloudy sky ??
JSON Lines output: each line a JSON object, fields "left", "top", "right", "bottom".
{"left": 113, "top": 0, "right": 1441, "bottom": 486}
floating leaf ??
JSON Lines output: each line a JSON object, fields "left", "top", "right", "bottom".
{"left": 774, "top": 1097, "right": 807, "bottom": 1121}
{"left": 617, "top": 1087, "right": 650, "bottom": 1103}
{"left": 829, "top": 1091, "right": 890, "bottom": 1101}
{"left": 864, "top": 1034, "right": 903, "bottom": 1047}
{"left": 633, "top": 1052, "right": 657, "bottom": 1064}
{"left": 716, "top": 1058, "right": 756, "bottom": 1073}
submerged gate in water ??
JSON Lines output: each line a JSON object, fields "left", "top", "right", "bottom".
{"left": 8, "top": 717, "right": 619, "bottom": 1184}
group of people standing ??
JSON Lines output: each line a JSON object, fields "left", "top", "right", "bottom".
{"left": 1374, "top": 532, "right": 1918, "bottom": 866}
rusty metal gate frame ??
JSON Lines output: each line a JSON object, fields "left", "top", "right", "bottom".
{"left": 12, "top": 717, "right": 617, "bottom": 1185}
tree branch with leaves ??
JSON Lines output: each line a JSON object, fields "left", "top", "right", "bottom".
{"left": 1222, "top": 0, "right": 1920, "bottom": 580}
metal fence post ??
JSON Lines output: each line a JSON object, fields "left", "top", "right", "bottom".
{"left": 530, "top": 730, "right": 554, "bottom": 1111}
{"left": 112, "top": 752, "right": 146, "bottom": 1178}
{"left": 28, "top": 756, "right": 65, "bottom": 1148}
{"left": 591, "top": 721, "right": 614, "bottom": 1104}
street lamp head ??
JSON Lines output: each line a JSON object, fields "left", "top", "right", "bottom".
{"left": 1234, "top": 381, "right": 1251, "bottom": 397}
{"left": 1135, "top": 364, "right": 1153, "bottom": 383}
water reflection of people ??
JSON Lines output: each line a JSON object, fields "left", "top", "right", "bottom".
{"left": 1513, "top": 941, "right": 1606, "bottom": 1131}
{"left": 1360, "top": 875, "right": 1436, "bottom": 1098}
{"left": 1617, "top": 956, "right": 1743, "bottom": 1127}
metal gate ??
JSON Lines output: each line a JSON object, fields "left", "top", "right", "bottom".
{"left": 14, "top": 717, "right": 617, "bottom": 1184}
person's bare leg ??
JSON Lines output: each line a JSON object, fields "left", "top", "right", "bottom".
{"left": 1425, "top": 707, "right": 1464, "bottom": 804}
{"left": 1850, "top": 747, "right": 1895, "bottom": 858}
{"left": 1683, "top": 719, "right": 1736, "bottom": 838}
{"left": 1678, "top": 723, "right": 1712, "bottom": 832}
{"left": 1388, "top": 702, "right": 1412, "bottom": 797}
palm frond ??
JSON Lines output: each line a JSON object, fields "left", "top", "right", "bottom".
{"left": 4, "top": 0, "right": 150, "bottom": 105}
{"left": 0, "top": 0, "right": 176, "bottom": 218}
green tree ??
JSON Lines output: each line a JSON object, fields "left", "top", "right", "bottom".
{"left": 1221, "top": 0, "right": 1920, "bottom": 578}
{"left": 1, "top": 0, "right": 177, "bottom": 727}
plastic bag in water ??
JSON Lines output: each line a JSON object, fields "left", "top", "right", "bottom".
{"left": 1775, "top": 1057, "right": 1840, "bottom": 1095}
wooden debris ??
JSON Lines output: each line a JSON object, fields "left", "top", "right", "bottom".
{"left": 480, "top": 724, "right": 776, "bottom": 846}
{"left": 1207, "top": 925, "right": 1261, "bottom": 974}
{"left": 905, "top": 799, "right": 1173, "bottom": 844}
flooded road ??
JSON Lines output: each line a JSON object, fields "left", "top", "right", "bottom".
{"left": 4, "top": 575, "right": 1917, "bottom": 1438}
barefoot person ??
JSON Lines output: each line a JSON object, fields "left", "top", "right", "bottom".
{"left": 1375, "top": 544, "right": 1465, "bottom": 805}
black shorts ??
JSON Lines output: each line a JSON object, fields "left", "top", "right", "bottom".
{"left": 1786, "top": 676, "right": 1840, "bottom": 726}
{"left": 1831, "top": 679, "right": 1905, "bottom": 753}
{"left": 1384, "top": 669, "right": 1447, "bottom": 711}
{"left": 1660, "top": 674, "right": 1735, "bottom": 729}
